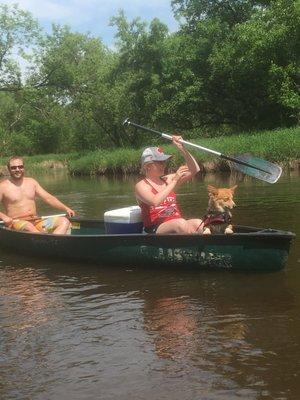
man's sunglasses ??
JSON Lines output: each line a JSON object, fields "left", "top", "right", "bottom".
{"left": 10, "top": 165, "right": 24, "bottom": 170}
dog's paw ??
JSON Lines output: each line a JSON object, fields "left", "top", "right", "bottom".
{"left": 203, "top": 228, "right": 211, "bottom": 235}
{"left": 225, "top": 227, "right": 234, "bottom": 234}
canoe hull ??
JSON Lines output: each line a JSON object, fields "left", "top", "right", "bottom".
{"left": 0, "top": 219, "right": 295, "bottom": 271}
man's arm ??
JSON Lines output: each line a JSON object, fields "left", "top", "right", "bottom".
{"left": 0, "top": 183, "right": 13, "bottom": 226}
{"left": 0, "top": 211, "right": 13, "bottom": 226}
{"left": 35, "top": 181, "right": 75, "bottom": 217}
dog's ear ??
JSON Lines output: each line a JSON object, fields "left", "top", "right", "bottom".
{"left": 230, "top": 185, "right": 238, "bottom": 192}
{"left": 207, "top": 185, "right": 218, "bottom": 195}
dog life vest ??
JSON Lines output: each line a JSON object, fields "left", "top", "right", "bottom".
{"left": 202, "top": 211, "right": 232, "bottom": 227}
{"left": 139, "top": 178, "right": 182, "bottom": 228}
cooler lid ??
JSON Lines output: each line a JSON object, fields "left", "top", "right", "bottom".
{"left": 104, "top": 206, "right": 142, "bottom": 223}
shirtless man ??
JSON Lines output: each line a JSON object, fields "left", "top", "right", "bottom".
{"left": 0, "top": 156, "right": 75, "bottom": 234}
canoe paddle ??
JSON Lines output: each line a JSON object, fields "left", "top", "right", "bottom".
{"left": 0, "top": 213, "right": 68, "bottom": 225}
{"left": 123, "top": 118, "right": 282, "bottom": 184}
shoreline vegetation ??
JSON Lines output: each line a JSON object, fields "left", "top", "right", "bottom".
{"left": 1, "top": 2, "right": 298, "bottom": 165}
{"left": 1, "top": 126, "right": 299, "bottom": 177}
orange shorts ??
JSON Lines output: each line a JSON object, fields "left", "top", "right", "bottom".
{"left": 11, "top": 216, "right": 60, "bottom": 233}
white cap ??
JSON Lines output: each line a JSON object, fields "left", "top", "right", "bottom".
{"left": 141, "top": 147, "right": 172, "bottom": 166}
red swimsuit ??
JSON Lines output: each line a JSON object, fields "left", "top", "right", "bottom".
{"left": 139, "top": 178, "right": 182, "bottom": 231}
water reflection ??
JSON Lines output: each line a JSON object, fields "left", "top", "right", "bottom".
{"left": 1, "top": 259, "right": 299, "bottom": 399}
{"left": 1, "top": 266, "right": 60, "bottom": 330}
{"left": 144, "top": 296, "right": 197, "bottom": 360}
{"left": 0, "top": 266, "right": 63, "bottom": 399}
{"left": 141, "top": 271, "right": 298, "bottom": 398}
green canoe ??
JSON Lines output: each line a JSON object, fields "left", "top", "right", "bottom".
{"left": 0, "top": 218, "right": 295, "bottom": 271}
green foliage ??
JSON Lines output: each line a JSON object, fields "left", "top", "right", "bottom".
{"left": 0, "top": 4, "right": 40, "bottom": 90}
{"left": 164, "top": 0, "right": 299, "bottom": 129}
{"left": 171, "top": 0, "right": 271, "bottom": 27}
{"left": 0, "top": 2, "right": 298, "bottom": 157}
{"left": 110, "top": 11, "right": 171, "bottom": 142}
{"left": 0, "top": 152, "right": 80, "bottom": 173}
{"left": 69, "top": 148, "right": 141, "bottom": 175}
{"left": 206, "top": 0, "right": 300, "bottom": 128}
{"left": 9, "top": 126, "right": 299, "bottom": 176}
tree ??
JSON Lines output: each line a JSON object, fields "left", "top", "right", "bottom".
{"left": 208, "top": 0, "right": 300, "bottom": 127}
{"left": 152, "top": 19, "right": 231, "bottom": 129}
{"left": 110, "top": 11, "right": 170, "bottom": 145}
{"left": 171, "top": 0, "right": 271, "bottom": 27}
{"left": 28, "top": 25, "right": 122, "bottom": 151}
{"left": 0, "top": 4, "right": 40, "bottom": 91}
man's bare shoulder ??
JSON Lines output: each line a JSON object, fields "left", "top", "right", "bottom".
{"left": 0, "top": 177, "right": 38, "bottom": 188}
{"left": 23, "top": 177, "right": 38, "bottom": 185}
{"left": 0, "top": 178, "right": 10, "bottom": 188}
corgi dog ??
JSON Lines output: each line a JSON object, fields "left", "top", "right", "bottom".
{"left": 202, "top": 185, "right": 237, "bottom": 235}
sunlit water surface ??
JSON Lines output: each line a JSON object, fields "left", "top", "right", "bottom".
{"left": 0, "top": 171, "right": 299, "bottom": 400}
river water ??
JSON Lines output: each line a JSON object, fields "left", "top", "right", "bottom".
{"left": 0, "top": 171, "right": 299, "bottom": 400}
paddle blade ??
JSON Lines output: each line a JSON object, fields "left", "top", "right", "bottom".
{"left": 232, "top": 154, "right": 282, "bottom": 184}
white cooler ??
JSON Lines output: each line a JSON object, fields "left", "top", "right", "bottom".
{"left": 104, "top": 206, "right": 143, "bottom": 234}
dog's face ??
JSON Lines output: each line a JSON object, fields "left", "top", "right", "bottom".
{"left": 207, "top": 185, "right": 237, "bottom": 212}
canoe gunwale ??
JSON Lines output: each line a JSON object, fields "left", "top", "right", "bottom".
{"left": 0, "top": 222, "right": 295, "bottom": 240}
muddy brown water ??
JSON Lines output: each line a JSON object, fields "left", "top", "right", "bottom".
{"left": 0, "top": 171, "right": 299, "bottom": 400}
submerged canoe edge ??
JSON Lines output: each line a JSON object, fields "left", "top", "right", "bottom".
{"left": 0, "top": 219, "right": 295, "bottom": 271}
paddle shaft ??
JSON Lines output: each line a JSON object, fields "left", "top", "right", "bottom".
{"left": 0, "top": 213, "right": 67, "bottom": 225}
{"left": 124, "top": 120, "right": 270, "bottom": 174}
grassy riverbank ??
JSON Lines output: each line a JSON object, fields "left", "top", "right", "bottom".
{"left": 1, "top": 126, "right": 299, "bottom": 176}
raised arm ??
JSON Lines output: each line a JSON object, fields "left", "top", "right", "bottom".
{"left": 172, "top": 135, "right": 200, "bottom": 182}
{"left": 35, "top": 181, "right": 75, "bottom": 217}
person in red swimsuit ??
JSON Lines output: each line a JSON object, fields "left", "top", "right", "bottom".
{"left": 135, "top": 135, "right": 204, "bottom": 234}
